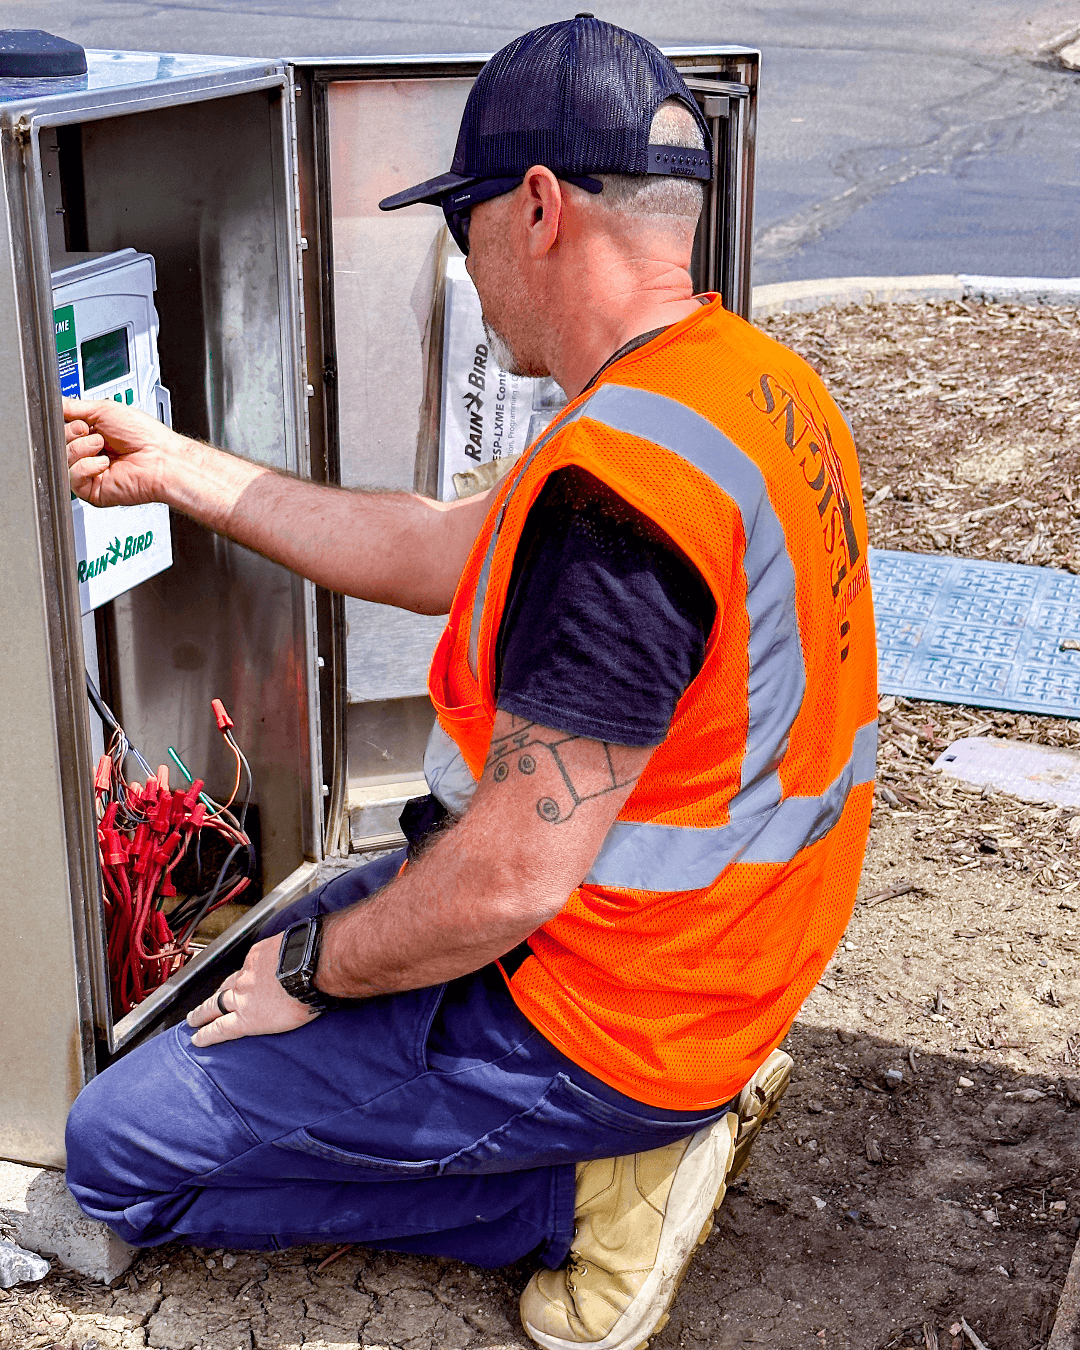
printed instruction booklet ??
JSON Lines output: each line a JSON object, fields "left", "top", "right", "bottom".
{"left": 438, "top": 254, "right": 566, "bottom": 500}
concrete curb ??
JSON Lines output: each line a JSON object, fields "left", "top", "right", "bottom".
{"left": 0, "top": 1161, "right": 134, "bottom": 1283}
{"left": 751, "top": 274, "right": 1080, "bottom": 318}
{"left": 959, "top": 275, "right": 1080, "bottom": 305}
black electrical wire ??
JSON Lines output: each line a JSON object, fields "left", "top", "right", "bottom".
{"left": 168, "top": 839, "right": 249, "bottom": 944}
{"left": 86, "top": 672, "right": 154, "bottom": 780}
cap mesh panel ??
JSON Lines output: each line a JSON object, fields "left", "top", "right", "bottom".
{"left": 451, "top": 18, "right": 711, "bottom": 178}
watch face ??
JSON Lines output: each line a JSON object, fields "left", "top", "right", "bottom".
{"left": 280, "top": 924, "right": 310, "bottom": 977}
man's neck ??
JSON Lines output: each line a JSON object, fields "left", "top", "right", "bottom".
{"left": 545, "top": 260, "right": 703, "bottom": 398}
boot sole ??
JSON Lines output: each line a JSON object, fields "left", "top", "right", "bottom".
{"left": 727, "top": 1048, "right": 793, "bottom": 1182}
{"left": 523, "top": 1113, "right": 739, "bottom": 1350}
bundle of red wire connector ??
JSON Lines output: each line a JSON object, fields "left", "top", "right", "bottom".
{"left": 90, "top": 686, "right": 256, "bottom": 1016}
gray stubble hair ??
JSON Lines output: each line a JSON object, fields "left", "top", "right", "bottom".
{"left": 592, "top": 98, "right": 707, "bottom": 222}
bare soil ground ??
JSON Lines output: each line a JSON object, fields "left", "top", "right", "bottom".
{"left": 3, "top": 299, "right": 1079, "bottom": 1350}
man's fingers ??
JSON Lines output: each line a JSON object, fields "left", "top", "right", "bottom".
{"left": 67, "top": 430, "right": 110, "bottom": 499}
{"left": 67, "top": 431, "right": 105, "bottom": 464}
{"left": 187, "top": 981, "right": 236, "bottom": 1029}
{"left": 65, "top": 419, "right": 91, "bottom": 444}
{"left": 63, "top": 396, "right": 105, "bottom": 421}
{"left": 190, "top": 1013, "right": 246, "bottom": 1048}
{"left": 63, "top": 398, "right": 113, "bottom": 438}
{"left": 68, "top": 454, "right": 112, "bottom": 499}
{"left": 187, "top": 982, "right": 250, "bottom": 1046}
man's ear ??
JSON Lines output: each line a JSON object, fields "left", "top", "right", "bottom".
{"left": 520, "top": 165, "right": 562, "bottom": 258}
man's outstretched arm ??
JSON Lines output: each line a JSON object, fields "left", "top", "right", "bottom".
{"left": 187, "top": 709, "right": 653, "bottom": 1046}
{"left": 64, "top": 398, "right": 491, "bottom": 614}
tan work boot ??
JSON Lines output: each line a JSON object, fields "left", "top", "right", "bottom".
{"left": 519, "top": 1050, "right": 794, "bottom": 1350}
{"left": 520, "top": 1113, "right": 738, "bottom": 1350}
{"left": 728, "top": 1048, "right": 793, "bottom": 1181}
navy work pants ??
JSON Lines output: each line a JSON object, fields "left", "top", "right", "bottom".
{"left": 66, "top": 852, "right": 729, "bottom": 1268}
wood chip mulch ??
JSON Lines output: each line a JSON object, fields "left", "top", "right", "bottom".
{"left": 765, "top": 299, "right": 1080, "bottom": 569}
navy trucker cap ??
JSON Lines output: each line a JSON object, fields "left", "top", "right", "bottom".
{"left": 379, "top": 16, "right": 712, "bottom": 212}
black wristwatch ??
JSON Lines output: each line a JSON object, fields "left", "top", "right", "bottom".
{"left": 275, "top": 917, "right": 340, "bottom": 1012}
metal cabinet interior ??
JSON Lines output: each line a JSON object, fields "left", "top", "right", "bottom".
{"left": 0, "top": 42, "right": 757, "bottom": 1168}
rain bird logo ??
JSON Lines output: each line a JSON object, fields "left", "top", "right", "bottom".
{"left": 78, "top": 531, "right": 154, "bottom": 583}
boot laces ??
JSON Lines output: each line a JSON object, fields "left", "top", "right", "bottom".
{"left": 566, "top": 1253, "right": 588, "bottom": 1293}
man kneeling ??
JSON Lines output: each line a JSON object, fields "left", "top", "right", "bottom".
{"left": 64, "top": 18, "right": 876, "bottom": 1348}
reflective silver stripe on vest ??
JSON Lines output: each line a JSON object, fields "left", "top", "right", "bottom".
{"left": 586, "top": 717, "right": 878, "bottom": 891}
{"left": 424, "top": 720, "right": 478, "bottom": 816}
{"left": 466, "top": 533, "right": 498, "bottom": 681}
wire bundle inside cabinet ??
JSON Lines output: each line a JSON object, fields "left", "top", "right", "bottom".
{"left": 88, "top": 678, "right": 256, "bottom": 1014}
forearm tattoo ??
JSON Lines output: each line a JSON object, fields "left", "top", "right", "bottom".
{"left": 484, "top": 717, "right": 640, "bottom": 824}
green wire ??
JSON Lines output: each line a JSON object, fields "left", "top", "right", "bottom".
{"left": 167, "top": 747, "right": 217, "bottom": 810}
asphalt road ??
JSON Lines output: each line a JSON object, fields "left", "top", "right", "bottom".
{"left": 5, "top": 0, "right": 1080, "bottom": 283}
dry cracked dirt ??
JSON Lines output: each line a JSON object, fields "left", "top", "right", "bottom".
{"left": 2, "top": 298, "right": 1079, "bottom": 1350}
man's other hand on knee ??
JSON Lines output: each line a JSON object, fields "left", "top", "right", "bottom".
{"left": 187, "top": 934, "right": 319, "bottom": 1047}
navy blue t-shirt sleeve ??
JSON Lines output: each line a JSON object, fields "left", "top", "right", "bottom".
{"left": 494, "top": 467, "right": 717, "bottom": 748}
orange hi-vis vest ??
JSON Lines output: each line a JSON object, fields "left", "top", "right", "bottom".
{"left": 425, "top": 296, "right": 878, "bottom": 1111}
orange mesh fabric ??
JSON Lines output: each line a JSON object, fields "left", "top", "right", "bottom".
{"left": 428, "top": 296, "right": 877, "bottom": 1110}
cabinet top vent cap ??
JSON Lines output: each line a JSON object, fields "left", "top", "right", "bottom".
{"left": 0, "top": 30, "right": 87, "bottom": 79}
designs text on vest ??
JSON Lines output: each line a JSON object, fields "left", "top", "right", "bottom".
{"left": 749, "top": 373, "right": 869, "bottom": 663}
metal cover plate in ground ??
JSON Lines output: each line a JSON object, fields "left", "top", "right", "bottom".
{"left": 869, "top": 549, "right": 1080, "bottom": 718}
{"left": 933, "top": 736, "right": 1080, "bottom": 808}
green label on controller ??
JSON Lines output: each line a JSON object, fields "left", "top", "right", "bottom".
{"left": 53, "top": 303, "right": 80, "bottom": 398}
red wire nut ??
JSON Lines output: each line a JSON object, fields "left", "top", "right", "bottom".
{"left": 211, "top": 698, "right": 234, "bottom": 731}
{"left": 153, "top": 792, "right": 173, "bottom": 835}
{"left": 100, "top": 829, "right": 126, "bottom": 866}
{"left": 154, "top": 830, "right": 182, "bottom": 867}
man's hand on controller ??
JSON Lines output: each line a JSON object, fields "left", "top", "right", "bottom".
{"left": 187, "top": 933, "right": 320, "bottom": 1048}
{"left": 64, "top": 396, "right": 185, "bottom": 508}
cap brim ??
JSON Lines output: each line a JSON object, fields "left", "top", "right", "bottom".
{"left": 378, "top": 171, "right": 477, "bottom": 211}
